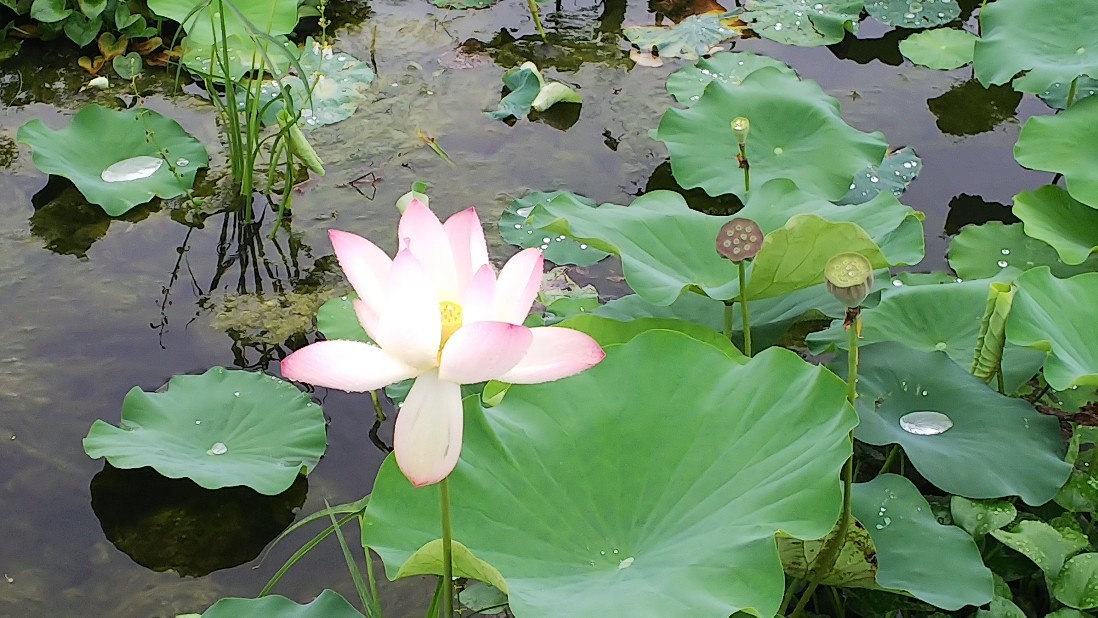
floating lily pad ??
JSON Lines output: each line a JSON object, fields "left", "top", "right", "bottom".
{"left": 83, "top": 367, "right": 328, "bottom": 495}
{"left": 741, "top": 0, "right": 861, "bottom": 47}
{"left": 973, "top": 0, "right": 1098, "bottom": 95}
{"left": 624, "top": 11, "right": 743, "bottom": 61}
{"left": 807, "top": 280, "right": 1047, "bottom": 391}
{"left": 865, "top": 0, "right": 960, "bottom": 29}
{"left": 362, "top": 332, "right": 857, "bottom": 617}
{"left": 17, "top": 105, "right": 208, "bottom": 216}
{"left": 927, "top": 79, "right": 1022, "bottom": 136}
{"left": 666, "top": 51, "right": 796, "bottom": 106}
{"left": 181, "top": 33, "right": 297, "bottom": 83}
{"left": 1014, "top": 95, "right": 1098, "bottom": 209}
{"left": 832, "top": 342, "right": 1071, "bottom": 504}
{"left": 499, "top": 191, "right": 610, "bottom": 266}
{"left": 1038, "top": 76, "right": 1098, "bottom": 110}
{"left": 486, "top": 62, "right": 580, "bottom": 120}
{"left": 269, "top": 38, "right": 376, "bottom": 129}
{"left": 201, "top": 590, "right": 363, "bottom": 617}
{"left": 147, "top": 0, "right": 299, "bottom": 46}
{"left": 1009, "top": 267, "right": 1098, "bottom": 390}
{"left": 655, "top": 67, "right": 888, "bottom": 200}
{"left": 838, "top": 147, "right": 922, "bottom": 205}
{"left": 899, "top": 28, "right": 976, "bottom": 70}
{"left": 852, "top": 474, "right": 993, "bottom": 609}
{"left": 1013, "top": 185, "right": 1098, "bottom": 266}
{"left": 948, "top": 222, "right": 1098, "bottom": 280}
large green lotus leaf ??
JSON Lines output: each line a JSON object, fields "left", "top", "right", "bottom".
{"left": 948, "top": 222, "right": 1098, "bottom": 280}
{"left": 315, "top": 293, "right": 370, "bottom": 342}
{"left": 623, "top": 11, "right": 743, "bottom": 61}
{"left": 1038, "top": 76, "right": 1098, "bottom": 110}
{"left": 147, "top": 0, "right": 299, "bottom": 45}
{"left": 833, "top": 342, "right": 1071, "bottom": 504}
{"left": 655, "top": 68, "right": 888, "bottom": 200}
{"left": 499, "top": 191, "right": 610, "bottom": 266}
{"left": 1014, "top": 185, "right": 1098, "bottom": 266}
{"left": 666, "top": 51, "right": 796, "bottom": 106}
{"left": 287, "top": 38, "right": 374, "bottom": 128}
{"left": 1008, "top": 267, "right": 1098, "bottom": 390}
{"left": 201, "top": 590, "right": 363, "bottom": 617}
{"left": 743, "top": 214, "right": 890, "bottom": 301}
{"left": 807, "top": 280, "right": 1047, "bottom": 392}
{"left": 837, "top": 147, "right": 923, "bottom": 206}
{"left": 597, "top": 292, "right": 724, "bottom": 333}
{"left": 852, "top": 474, "right": 993, "bottom": 609}
{"left": 17, "top": 105, "right": 208, "bottom": 216}
{"left": 362, "top": 332, "right": 858, "bottom": 617}
{"left": 181, "top": 33, "right": 296, "bottom": 82}
{"left": 1014, "top": 95, "right": 1098, "bottom": 209}
{"left": 899, "top": 28, "right": 976, "bottom": 70}
{"left": 741, "top": 0, "right": 861, "bottom": 47}
{"left": 558, "top": 314, "right": 746, "bottom": 361}
{"left": 973, "top": 0, "right": 1098, "bottom": 94}
{"left": 865, "top": 0, "right": 960, "bottom": 29}
{"left": 83, "top": 368, "right": 327, "bottom": 495}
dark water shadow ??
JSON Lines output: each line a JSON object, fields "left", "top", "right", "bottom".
{"left": 29, "top": 176, "right": 160, "bottom": 258}
{"left": 644, "top": 160, "right": 744, "bottom": 216}
{"left": 944, "top": 193, "right": 1020, "bottom": 236}
{"left": 90, "top": 464, "right": 308, "bottom": 577}
{"left": 927, "top": 79, "right": 1022, "bottom": 137}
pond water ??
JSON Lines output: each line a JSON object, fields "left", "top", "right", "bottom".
{"left": 0, "top": 0, "right": 1058, "bottom": 614}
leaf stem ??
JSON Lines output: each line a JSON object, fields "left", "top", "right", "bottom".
{"left": 440, "top": 477, "right": 455, "bottom": 618}
{"left": 738, "top": 261, "right": 751, "bottom": 356}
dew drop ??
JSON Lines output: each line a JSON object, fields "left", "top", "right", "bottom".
{"left": 208, "top": 442, "right": 228, "bottom": 455}
{"left": 514, "top": 224, "right": 522, "bottom": 229}
{"left": 773, "top": 146, "right": 784, "bottom": 155}
{"left": 892, "top": 280, "right": 904, "bottom": 286}
{"left": 618, "top": 557, "right": 635, "bottom": 569}
{"left": 234, "top": 391, "right": 240, "bottom": 397}
{"left": 175, "top": 158, "right": 190, "bottom": 167}
{"left": 997, "top": 260, "right": 1009, "bottom": 268}
{"left": 101, "top": 156, "right": 163, "bottom": 182}
{"left": 934, "top": 342, "right": 947, "bottom": 351}
{"left": 899, "top": 411, "right": 953, "bottom": 436}
{"left": 1001, "top": 248, "right": 1010, "bottom": 255}
{"left": 195, "top": 420, "right": 201, "bottom": 425}
{"left": 870, "top": 176, "right": 879, "bottom": 183}
{"left": 1078, "top": 47, "right": 1087, "bottom": 55}
{"left": 579, "top": 244, "right": 588, "bottom": 249}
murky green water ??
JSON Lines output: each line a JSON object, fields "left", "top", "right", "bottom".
{"left": 0, "top": 0, "right": 1057, "bottom": 614}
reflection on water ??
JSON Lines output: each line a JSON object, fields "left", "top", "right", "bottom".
{"left": 30, "top": 177, "right": 159, "bottom": 258}
{"left": 944, "top": 193, "right": 1019, "bottom": 235}
{"left": 927, "top": 80, "right": 1022, "bottom": 136}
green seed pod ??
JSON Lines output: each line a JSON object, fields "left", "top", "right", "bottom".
{"left": 716, "top": 217, "right": 762, "bottom": 263}
{"left": 276, "top": 109, "right": 325, "bottom": 176}
{"left": 824, "top": 252, "right": 874, "bottom": 307}
{"left": 731, "top": 117, "right": 750, "bottom": 145}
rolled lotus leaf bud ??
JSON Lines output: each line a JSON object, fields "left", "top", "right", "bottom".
{"left": 716, "top": 217, "right": 762, "bottom": 263}
{"left": 825, "top": 252, "right": 874, "bottom": 307}
{"left": 731, "top": 117, "right": 750, "bottom": 145}
{"left": 276, "top": 109, "right": 325, "bottom": 176}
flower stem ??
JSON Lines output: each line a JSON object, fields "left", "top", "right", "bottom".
{"left": 738, "top": 143, "right": 750, "bottom": 193}
{"left": 440, "top": 477, "right": 455, "bottom": 618}
{"left": 738, "top": 261, "right": 752, "bottom": 356}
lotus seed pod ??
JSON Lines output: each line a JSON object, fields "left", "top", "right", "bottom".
{"left": 716, "top": 217, "right": 762, "bottom": 263}
{"left": 824, "top": 252, "right": 874, "bottom": 307}
{"left": 731, "top": 117, "right": 750, "bottom": 145}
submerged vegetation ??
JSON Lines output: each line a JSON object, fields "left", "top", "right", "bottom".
{"left": 4, "top": 0, "right": 1098, "bottom": 615}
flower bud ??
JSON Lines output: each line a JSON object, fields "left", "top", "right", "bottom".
{"left": 825, "top": 252, "right": 874, "bottom": 307}
{"left": 731, "top": 117, "right": 750, "bottom": 145}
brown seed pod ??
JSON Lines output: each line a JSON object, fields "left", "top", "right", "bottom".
{"left": 716, "top": 217, "right": 762, "bottom": 263}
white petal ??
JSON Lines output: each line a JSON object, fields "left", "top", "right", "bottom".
{"left": 281, "top": 340, "right": 419, "bottom": 392}
{"left": 494, "top": 248, "right": 543, "bottom": 324}
{"left": 460, "top": 264, "right": 497, "bottom": 324}
{"left": 393, "top": 371, "right": 464, "bottom": 487}
{"left": 329, "top": 230, "right": 392, "bottom": 311}
{"left": 398, "top": 199, "right": 460, "bottom": 299}
{"left": 443, "top": 208, "right": 490, "bottom": 290}
{"left": 373, "top": 250, "right": 442, "bottom": 369}
{"left": 497, "top": 327, "right": 605, "bottom": 384}
{"left": 438, "top": 322, "right": 533, "bottom": 384}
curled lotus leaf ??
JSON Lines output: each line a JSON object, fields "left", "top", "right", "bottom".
{"left": 1008, "top": 267, "right": 1098, "bottom": 390}
{"left": 1013, "top": 185, "right": 1098, "bottom": 266}
{"left": 1014, "top": 95, "right": 1098, "bottom": 210}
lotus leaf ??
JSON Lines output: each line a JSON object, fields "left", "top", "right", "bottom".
{"left": 973, "top": 0, "right": 1098, "bottom": 95}
{"left": 927, "top": 79, "right": 1022, "bottom": 137}
{"left": 807, "top": 280, "right": 1046, "bottom": 391}
{"left": 838, "top": 147, "right": 922, "bottom": 205}
{"left": 31, "top": 0, "right": 71, "bottom": 21}
{"left": 1013, "top": 185, "right": 1098, "bottom": 266}
{"left": 459, "top": 582, "right": 508, "bottom": 616}
{"left": 777, "top": 526, "right": 880, "bottom": 589}
{"left": 1039, "top": 76, "right": 1098, "bottom": 110}
{"left": 852, "top": 474, "right": 993, "bottom": 609}
{"left": 832, "top": 342, "right": 1071, "bottom": 504}
{"left": 362, "top": 331, "right": 858, "bottom": 617}
{"left": 666, "top": 51, "right": 796, "bottom": 106}
{"left": 83, "top": 367, "right": 328, "bottom": 495}
{"left": 655, "top": 68, "right": 888, "bottom": 200}
{"left": 17, "top": 105, "right": 208, "bottom": 216}
{"left": 950, "top": 497, "right": 1017, "bottom": 538}
{"left": 623, "top": 11, "right": 743, "bottom": 61}
{"left": 899, "top": 28, "right": 976, "bottom": 70}
{"left": 396, "top": 539, "right": 508, "bottom": 593}
{"left": 487, "top": 62, "right": 579, "bottom": 120}
{"left": 201, "top": 590, "right": 363, "bottom": 617}
{"left": 1008, "top": 267, "right": 1098, "bottom": 390}
{"left": 1014, "top": 95, "right": 1098, "bottom": 209}
{"left": 991, "top": 520, "right": 1085, "bottom": 581}
{"left": 948, "top": 222, "right": 1098, "bottom": 281}
{"left": 181, "top": 33, "right": 296, "bottom": 82}
{"left": 1055, "top": 553, "right": 1098, "bottom": 610}
{"left": 147, "top": 0, "right": 299, "bottom": 46}
{"left": 559, "top": 314, "right": 746, "bottom": 361}
{"left": 499, "top": 191, "right": 610, "bottom": 266}
{"left": 315, "top": 293, "right": 370, "bottom": 342}
{"left": 865, "top": 0, "right": 960, "bottom": 29}
{"left": 741, "top": 0, "right": 861, "bottom": 47}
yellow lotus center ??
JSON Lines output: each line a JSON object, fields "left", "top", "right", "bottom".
{"left": 439, "top": 301, "right": 463, "bottom": 350}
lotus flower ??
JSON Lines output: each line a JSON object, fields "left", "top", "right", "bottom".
{"left": 281, "top": 200, "right": 605, "bottom": 487}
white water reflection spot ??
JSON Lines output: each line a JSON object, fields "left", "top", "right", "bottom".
{"left": 899, "top": 411, "right": 953, "bottom": 436}
{"left": 101, "top": 156, "right": 163, "bottom": 182}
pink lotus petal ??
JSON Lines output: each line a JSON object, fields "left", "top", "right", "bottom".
{"left": 494, "top": 248, "right": 543, "bottom": 324}
{"left": 281, "top": 340, "right": 419, "bottom": 392}
{"left": 443, "top": 208, "right": 490, "bottom": 290}
{"left": 398, "top": 200, "right": 459, "bottom": 299}
{"left": 352, "top": 298, "right": 381, "bottom": 341}
{"left": 460, "top": 264, "right": 497, "bottom": 324}
{"left": 497, "top": 326, "right": 605, "bottom": 384}
{"left": 329, "top": 230, "right": 392, "bottom": 311}
{"left": 393, "top": 371, "right": 464, "bottom": 487}
{"left": 438, "top": 322, "right": 533, "bottom": 384}
{"left": 373, "top": 250, "right": 442, "bottom": 369}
